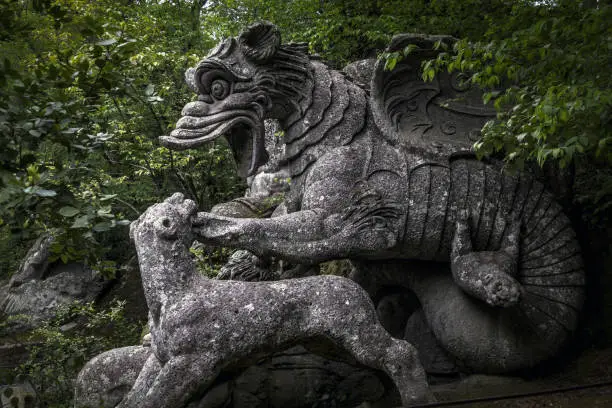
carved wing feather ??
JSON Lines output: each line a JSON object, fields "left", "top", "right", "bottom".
{"left": 371, "top": 34, "right": 496, "bottom": 159}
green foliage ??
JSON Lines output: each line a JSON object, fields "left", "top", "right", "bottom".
{"left": 0, "top": 0, "right": 609, "bottom": 401}
{"left": 0, "top": 0, "right": 244, "bottom": 279}
{"left": 190, "top": 242, "right": 232, "bottom": 278}
{"left": 0, "top": 0, "right": 609, "bottom": 274}
{"left": 431, "top": 2, "right": 611, "bottom": 172}
{"left": 201, "top": 0, "right": 515, "bottom": 65}
{"left": 0, "top": 224, "right": 28, "bottom": 279}
{"left": 14, "top": 300, "right": 141, "bottom": 407}
{"left": 380, "top": 0, "right": 611, "bottom": 219}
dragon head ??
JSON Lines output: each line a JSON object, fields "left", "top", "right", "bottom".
{"left": 161, "top": 22, "right": 311, "bottom": 177}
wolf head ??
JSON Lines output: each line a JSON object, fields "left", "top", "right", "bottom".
{"left": 161, "top": 22, "right": 311, "bottom": 177}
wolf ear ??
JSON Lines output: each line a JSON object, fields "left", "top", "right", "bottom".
{"left": 238, "top": 21, "right": 281, "bottom": 63}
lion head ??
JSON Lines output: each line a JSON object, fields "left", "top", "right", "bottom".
{"left": 161, "top": 22, "right": 312, "bottom": 177}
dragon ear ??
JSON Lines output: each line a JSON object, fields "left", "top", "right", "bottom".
{"left": 238, "top": 22, "right": 281, "bottom": 63}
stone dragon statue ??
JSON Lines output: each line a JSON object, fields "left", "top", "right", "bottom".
{"left": 162, "top": 22, "right": 585, "bottom": 374}
{"left": 108, "top": 192, "right": 431, "bottom": 408}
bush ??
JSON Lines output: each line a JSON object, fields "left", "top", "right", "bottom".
{"left": 15, "top": 300, "right": 142, "bottom": 407}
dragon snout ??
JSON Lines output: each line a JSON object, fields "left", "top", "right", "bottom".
{"left": 181, "top": 101, "right": 210, "bottom": 117}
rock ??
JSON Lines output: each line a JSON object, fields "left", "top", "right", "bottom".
{"left": 260, "top": 346, "right": 387, "bottom": 408}
{"left": 403, "top": 309, "right": 457, "bottom": 375}
{"left": 75, "top": 344, "right": 394, "bottom": 408}
{"left": 8, "top": 234, "right": 54, "bottom": 288}
{"left": 74, "top": 346, "right": 152, "bottom": 408}
{"left": 76, "top": 20, "right": 591, "bottom": 408}
{"left": 164, "top": 22, "right": 586, "bottom": 375}
{"left": 342, "top": 59, "right": 376, "bottom": 90}
{"left": 375, "top": 290, "right": 419, "bottom": 339}
{"left": 210, "top": 170, "right": 289, "bottom": 219}
{"left": 1, "top": 262, "right": 108, "bottom": 327}
{"left": 96, "top": 193, "right": 431, "bottom": 407}
{"left": 1, "top": 233, "right": 112, "bottom": 334}
{"left": 247, "top": 170, "right": 290, "bottom": 199}
{"left": 217, "top": 249, "right": 280, "bottom": 281}
{"left": 0, "top": 379, "right": 37, "bottom": 408}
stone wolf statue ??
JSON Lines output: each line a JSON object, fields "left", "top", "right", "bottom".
{"left": 162, "top": 22, "right": 584, "bottom": 374}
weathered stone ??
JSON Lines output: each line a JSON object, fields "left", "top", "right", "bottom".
{"left": 450, "top": 211, "right": 521, "bottom": 308}
{"left": 75, "top": 346, "right": 152, "bottom": 408}
{"left": 77, "top": 21, "right": 589, "bottom": 408}
{"left": 217, "top": 249, "right": 279, "bottom": 281}
{"left": 0, "top": 379, "right": 37, "bottom": 408}
{"left": 217, "top": 346, "right": 391, "bottom": 408}
{"left": 161, "top": 22, "right": 584, "bottom": 374}
{"left": 343, "top": 59, "right": 376, "bottom": 90}
{"left": 8, "top": 234, "right": 54, "bottom": 288}
{"left": 261, "top": 346, "right": 387, "bottom": 408}
{"left": 77, "top": 345, "right": 393, "bottom": 408}
{"left": 402, "top": 309, "right": 457, "bottom": 375}
{"left": 1, "top": 262, "right": 108, "bottom": 332}
{"left": 210, "top": 132, "right": 289, "bottom": 220}
{"left": 103, "top": 193, "right": 431, "bottom": 407}
{"left": 247, "top": 170, "right": 290, "bottom": 199}
{"left": 211, "top": 170, "right": 288, "bottom": 219}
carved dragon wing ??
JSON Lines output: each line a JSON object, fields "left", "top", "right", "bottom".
{"left": 370, "top": 34, "right": 496, "bottom": 160}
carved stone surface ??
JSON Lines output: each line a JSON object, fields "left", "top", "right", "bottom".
{"left": 76, "top": 344, "right": 397, "bottom": 408}
{"left": 160, "top": 22, "right": 585, "bottom": 374}
{"left": 343, "top": 59, "right": 376, "bottom": 90}
{"left": 0, "top": 379, "right": 37, "bottom": 408}
{"left": 216, "top": 249, "right": 279, "bottom": 281}
{"left": 75, "top": 346, "right": 151, "bottom": 408}
{"left": 211, "top": 169, "right": 289, "bottom": 219}
{"left": 77, "top": 22, "right": 588, "bottom": 408}
{"left": 210, "top": 121, "right": 289, "bottom": 220}
{"left": 9, "top": 234, "right": 54, "bottom": 287}
{"left": 99, "top": 193, "right": 432, "bottom": 407}
{"left": 1, "top": 261, "right": 108, "bottom": 330}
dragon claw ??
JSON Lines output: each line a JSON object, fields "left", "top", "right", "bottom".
{"left": 483, "top": 273, "right": 521, "bottom": 307}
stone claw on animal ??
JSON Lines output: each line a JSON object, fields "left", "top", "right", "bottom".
{"left": 451, "top": 215, "right": 522, "bottom": 308}
{"left": 154, "top": 22, "right": 585, "bottom": 375}
{"left": 116, "top": 193, "right": 434, "bottom": 407}
{"left": 125, "top": 20, "right": 587, "bottom": 384}
{"left": 482, "top": 271, "right": 522, "bottom": 308}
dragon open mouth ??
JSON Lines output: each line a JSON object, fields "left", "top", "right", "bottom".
{"left": 160, "top": 110, "right": 268, "bottom": 178}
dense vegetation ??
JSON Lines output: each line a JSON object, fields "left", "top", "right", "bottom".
{"left": 0, "top": 0, "right": 609, "bottom": 279}
{"left": 0, "top": 0, "right": 609, "bottom": 405}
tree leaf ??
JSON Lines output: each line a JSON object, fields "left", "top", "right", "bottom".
{"left": 59, "top": 206, "right": 80, "bottom": 217}
{"left": 96, "top": 38, "right": 117, "bottom": 46}
{"left": 100, "top": 194, "right": 118, "bottom": 201}
{"left": 71, "top": 215, "right": 90, "bottom": 229}
{"left": 93, "top": 221, "right": 113, "bottom": 232}
{"left": 31, "top": 188, "right": 57, "bottom": 197}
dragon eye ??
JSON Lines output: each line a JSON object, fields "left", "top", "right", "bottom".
{"left": 210, "top": 79, "right": 230, "bottom": 100}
